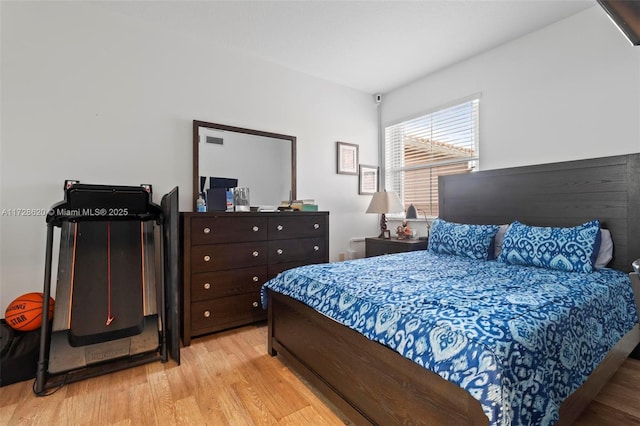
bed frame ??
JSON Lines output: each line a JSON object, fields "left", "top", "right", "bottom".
{"left": 267, "top": 153, "right": 640, "bottom": 425}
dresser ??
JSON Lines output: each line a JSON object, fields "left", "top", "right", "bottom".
{"left": 365, "top": 237, "right": 428, "bottom": 257}
{"left": 181, "top": 211, "right": 329, "bottom": 345}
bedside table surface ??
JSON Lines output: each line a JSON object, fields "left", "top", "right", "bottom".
{"left": 365, "top": 237, "right": 426, "bottom": 245}
{"left": 365, "top": 237, "right": 428, "bottom": 257}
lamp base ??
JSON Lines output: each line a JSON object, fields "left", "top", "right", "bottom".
{"left": 378, "top": 213, "right": 387, "bottom": 237}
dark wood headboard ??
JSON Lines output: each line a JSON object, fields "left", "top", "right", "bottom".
{"left": 439, "top": 153, "right": 640, "bottom": 272}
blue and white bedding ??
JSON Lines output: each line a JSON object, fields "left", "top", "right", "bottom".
{"left": 261, "top": 251, "right": 638, "bottom": 426}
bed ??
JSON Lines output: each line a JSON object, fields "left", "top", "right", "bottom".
{"left": 263, "top": 153, "right": 640, "bottom": 425}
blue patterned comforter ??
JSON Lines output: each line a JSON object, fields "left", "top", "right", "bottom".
{"left": 261, "top": 251, "right": 638, "bottom": 426}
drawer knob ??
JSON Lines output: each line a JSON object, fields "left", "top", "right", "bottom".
{"left": 314, "top": 223, "right": 319, "bottom": 229}
{"left": 277, "top": 248, "right": 283, "bottom": 255}
{"left": 253, "top": 276, "right": 259, "bottom": 282}
{"left": 203, "top": 227, "right": 211, "bottom": 234}
{"left": 253, "top": 226, "right": 259, "bottom": 232}
{"left": 204, "top": 310, "right": 211, "bottom": 318}
{"left": 203, "top": 282, "right": 211, "bottom": 290}
{"left": 252, "top": 251, "right": 259, "bottom": 257}
{"left": 204, "top": 255, "right": 211, "bottom": 262}
{"left": 277, "top": 224, "right": 283, "bottom": 231}
{"left": 313, "top": 245, "right": 319, "bottom": 251}
{"left": 252, "top": 301, "right": 259, "bottom": 308}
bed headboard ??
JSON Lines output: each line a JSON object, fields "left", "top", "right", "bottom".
{"left": 439, "top": 153, "right": 640, "bottom": 272}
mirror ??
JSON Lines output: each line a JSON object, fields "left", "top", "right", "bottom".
{"left": 193, "top": 120, "right": 297, "bottom": 211}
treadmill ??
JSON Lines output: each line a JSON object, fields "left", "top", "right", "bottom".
{"left": 34, "top": 181, "right": 180, "bottom": 394}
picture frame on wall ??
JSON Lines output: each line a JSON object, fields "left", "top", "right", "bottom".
{"left": 336, "top": 141, "right": 359, "bottom": 175}
{"left": 358, "top": 164, "right": 378, "bottom": 195}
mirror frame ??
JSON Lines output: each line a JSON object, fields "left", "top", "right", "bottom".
{"left": 193, "top": 120, "right": 297, "bottom": 211}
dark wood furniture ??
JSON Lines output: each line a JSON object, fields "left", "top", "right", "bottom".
{"left": 439, "top": 154, "right": 640, "bottom": 272}
{"left": 267, "top": 292, "right": 639, "bottom": 426}
{"left": 267, "top": 153, "right": 640, "bottom": 425}
{"left": 365, "top": 237, "right": 427, "bottom": 257}
{"left": 182, "top": 211, "right": 328, "bottom": 345}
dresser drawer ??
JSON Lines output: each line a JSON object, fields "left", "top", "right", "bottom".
{"left": 182, "top": 211, "right": 329, "bottom": 345}
{"left": 191, "top": 266, "right": 268, "bottom": 301}
{"left": 268, "top": 215, "right": 327, "bottom": 240}
{"left": 191, "top": 242, "right": 267, "bottom": 273}
{"left": 268, "top": 237, "right": 326, "bottom": 264}
{"left": 191, "top": 216, "right": 267, "bottom": 245}
{"left": 191, "top": 292, "right": 266, "bottom": 331}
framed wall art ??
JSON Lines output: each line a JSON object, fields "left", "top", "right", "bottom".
{"left": 358, "top": 164, "right": 378, "bottom": 195}
{"left": 336, "top": 141, "right": 359, "bottom": 175}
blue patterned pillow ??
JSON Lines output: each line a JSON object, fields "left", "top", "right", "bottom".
{"left": 428, "top": 219, "right": 500, "bottom": 260}
{"left": 497, "top": 220, "right": 601, "bottom": 273}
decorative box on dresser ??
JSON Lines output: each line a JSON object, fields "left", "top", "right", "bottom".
{"left": 181, "top": 211, "right": 329, "bottom": 345}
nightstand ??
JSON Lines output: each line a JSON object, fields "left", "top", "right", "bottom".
{"left": 365, "top": 237, "right": 428, "bottom": 258}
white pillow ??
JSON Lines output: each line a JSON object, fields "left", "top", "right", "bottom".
{"left": 595, "top": 229, "right": 613, "bottom": 269}
{"left": 494, "top": 224, "right": 510, "bottom": 259}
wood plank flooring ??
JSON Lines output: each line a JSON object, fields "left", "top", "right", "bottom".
{"left": 1, "top": 323, "right": 639, "bottom": 425}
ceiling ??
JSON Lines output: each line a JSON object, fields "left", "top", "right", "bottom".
{"left": 92, "top": 0, "right": 596, "bottom": 94}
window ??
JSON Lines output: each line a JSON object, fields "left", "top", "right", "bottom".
{"left": 384, "top": 97, "right": 479, "bottom": 217}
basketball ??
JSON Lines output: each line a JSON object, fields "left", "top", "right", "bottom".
{"left": 4, "top": 292, "right": 54, "bottom": 332}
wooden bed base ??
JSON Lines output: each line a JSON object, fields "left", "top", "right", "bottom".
{"left": 267, "top": 153, "right": 640, "bottom": 425}
{"left": 268, "top": 289, "right": 640, "bottom": 425}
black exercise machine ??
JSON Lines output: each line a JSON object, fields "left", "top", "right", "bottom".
{"left": 34, "top": 181, "right": 180, "bottom": 394}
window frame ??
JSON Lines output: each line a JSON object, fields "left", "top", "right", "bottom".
{"left": 383, "top": 94, "right": 481, "bottom": 219}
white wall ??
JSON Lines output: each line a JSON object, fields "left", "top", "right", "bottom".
{"left": 0, "top": 2, "right": 379, "bottom": 307}
{"left": 382, "top": 6, "right": 640, "bottom": 171}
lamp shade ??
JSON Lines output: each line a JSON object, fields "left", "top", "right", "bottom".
{"left": 405, "top": 204, "right": 418, "bottom": 219}
{"left": 366, "top": 191, "right": 405, "bottom": 214}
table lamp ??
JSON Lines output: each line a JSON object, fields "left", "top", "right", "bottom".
{"left": 366, "top": 191, "right": 405, "bottom": 238}
{"left": 405, "top": 205, "right": 431, "bottom": 238}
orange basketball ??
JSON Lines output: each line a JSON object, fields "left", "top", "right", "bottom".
{"left": 4, "top": 292, "right": 54, "bottom": 332}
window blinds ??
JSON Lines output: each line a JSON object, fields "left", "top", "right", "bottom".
{"left": 384, "top": 98, "right": 479, "bottom": 217}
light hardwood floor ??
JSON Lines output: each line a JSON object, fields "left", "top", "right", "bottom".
{"left": 1, "top": 324, "right": 639, "bottom": 425}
